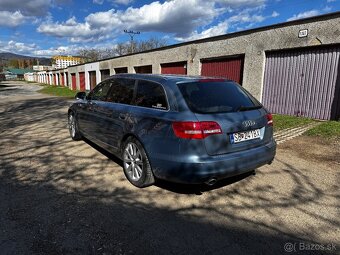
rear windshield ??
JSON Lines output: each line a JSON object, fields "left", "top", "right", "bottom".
{"left": 177, "top": 81, "right": 261, "bottom": 114}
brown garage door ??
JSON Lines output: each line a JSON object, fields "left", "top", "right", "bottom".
{"left": 89, "top": 71, "right": 97, "bottom": 90}
{"left": 135, "top": 65, "right": 152, "bottom": 74}
{"left": 201, "top": 56, "right": 244, "bottom": 84}
{"left": 161, "top": 62, "right": 187, "bottom": 75}
{"left": 262, "top": 45, "right": 340, "bottom": 120}
{"left": 79, "top": 72, "right": 85, "bottom": 91}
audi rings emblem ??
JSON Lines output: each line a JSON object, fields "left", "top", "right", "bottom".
{"left": 242, "top": 120, "right": 256, "bottom": 127}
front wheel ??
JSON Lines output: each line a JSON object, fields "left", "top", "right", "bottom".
{"left": 122, "top": 137, "right": 155, "bottom": 188}
{"left": 68, "top": 112, "right": 82, "bottom": 141}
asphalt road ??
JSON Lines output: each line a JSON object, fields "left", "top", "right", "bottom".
{"left": 0, "top": 81, "right": 339, "bottom": 255}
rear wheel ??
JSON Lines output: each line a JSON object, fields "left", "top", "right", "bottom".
{"left": 68, "top": 112, "right": 82, "bottom": 141}
{"left": 122, "top": 137, "right": 155, "bottom": 188}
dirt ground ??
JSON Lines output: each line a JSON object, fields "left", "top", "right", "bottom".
{"left": 0, "top": 81, "right": 339, "bottom": 255}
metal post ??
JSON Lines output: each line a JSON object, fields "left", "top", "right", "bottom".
{"left": 124, "top": 30, "right": 140, "bottom": 53}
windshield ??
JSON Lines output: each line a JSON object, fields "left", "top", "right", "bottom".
{"left": 177, "top": 81, "right": 261, "bottom": 114}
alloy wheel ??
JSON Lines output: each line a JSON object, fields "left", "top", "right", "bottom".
{"left": 123, "top": 142, "right": 144, "bottom": 181}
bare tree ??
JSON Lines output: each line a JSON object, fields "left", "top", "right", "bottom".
{"left": 77, "top": 38, "right": 168, "bottom": 61}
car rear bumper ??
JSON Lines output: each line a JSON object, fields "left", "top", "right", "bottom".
{"left": 150, "top": 140, "right": 276, "bottom": 184}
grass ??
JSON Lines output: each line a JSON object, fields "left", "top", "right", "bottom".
{"left": 273, "top": 114, "right": 340, "bottom": 139}
{"left": 38, "top": 84, "right": 79, "bottom": 98}
{"left": 305, "top": 121, "right": 340, "bottom": 138}
{"left": 273, "top": 114, "right": 315, "bottom": 131}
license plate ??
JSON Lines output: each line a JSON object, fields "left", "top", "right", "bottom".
{"left": 230, "top": 129, "right": 261, "bottom": 144}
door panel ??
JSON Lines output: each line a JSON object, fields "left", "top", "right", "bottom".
{"left": 262, "top": 46, "right": 340, "bottom": 120}
{"left": 201, "top": 56, "right": 244, "bottom": 84}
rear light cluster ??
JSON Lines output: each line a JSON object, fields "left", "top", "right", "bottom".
{"left": 266, "top": 113, "right": 273, "bottom": 126}
{"left": 172, "top": 121, "right": 222, "bottom": 139}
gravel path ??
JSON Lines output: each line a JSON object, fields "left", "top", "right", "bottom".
{"left": 0, "top": 81, "right": 339, "bottom": 255}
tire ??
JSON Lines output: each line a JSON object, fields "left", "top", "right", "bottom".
{"left": 122, "top": 137, "right": 155, "bottom": 188}
{"left": 68, "top": 112, "right": 82, "bottom": 141}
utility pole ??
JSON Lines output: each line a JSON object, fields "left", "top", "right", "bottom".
{"left": 124, "top": 30, "right": 140, "bottom": 53}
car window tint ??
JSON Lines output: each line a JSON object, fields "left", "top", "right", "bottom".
{"left": 88, "top": 81, "right": 112, "bottom": 101}
{"left": 177, "top": 81, "right": 261, "bottom": 114}
{"left": 107, "top": 78, "right": 135, "bottom": 104}
{"left": 134, "top": 80, "right": 168, "bottom": 110}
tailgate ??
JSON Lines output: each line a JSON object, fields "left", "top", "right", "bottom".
{"left": 194, "top": 110, "right": 271, "bottom": 156}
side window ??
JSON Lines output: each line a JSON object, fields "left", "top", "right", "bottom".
{"left": 88, "top": 81, "right": 112, "bottom": 101}
{"left": 107, "top": 78, "right": 135, "bottom": 105}
{"left": 134, "top": 80, "right": 168, "bottom": 110}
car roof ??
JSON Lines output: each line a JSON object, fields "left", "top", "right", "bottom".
{"left": 109, "top": 73, "right": 233, "bottom": 84}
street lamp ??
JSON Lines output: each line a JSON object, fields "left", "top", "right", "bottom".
{"left": 124, "top": 30, "right": 140, "bottom": 53}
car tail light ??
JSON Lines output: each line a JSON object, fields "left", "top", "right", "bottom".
{"left": 266, "top": 113, "right": 273, "bottom": 126}
{"left": 172, "top": 121, "right": 222, "bottom": 139}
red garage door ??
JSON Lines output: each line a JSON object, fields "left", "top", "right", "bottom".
{"left": 201, "top": 56, "right": 244, "bottom": 84}
{"left": 161, "top": 62, "right": 187, "bottom": 75}
{"left": 79, "top": 72, "right": 85, "bottom": 91}
{"left": 71, "top": 73, "right": 76, "bottom": 91}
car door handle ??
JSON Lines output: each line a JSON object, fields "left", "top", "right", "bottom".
{"left": 119, "top": 113, "right": 127, "bottom": 120}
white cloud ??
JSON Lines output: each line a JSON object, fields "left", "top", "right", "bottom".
{"left": 0, "top": 40, "right": 38, "bottom": 54}
{"left": 271, "top": 11, "right": 279, "bottom": 17}
{"left": 93, "top": 0, "right": 133, "bottom": 4}
{"left": 0, "top": 0, "right": 51, "bottom": 17}
{"left": 176, "top": 20, "right": 228, "bottom": 41}
{"left": 37, "top": 0, "right": 219, "bottom": 42}
{"left": 287, "top": 10, "right": 320, "bottom": 21}
{"left": 215, "top": 0, "right": 266, "bottom": 8}
{"left": 0, "top": 11, "right": 27, "bottom": 27}
{"left": 323, "top": 6, "right": 332, "bottom": 12}
{"left": 112, "top": 0, "right": 133, "bottom": 5}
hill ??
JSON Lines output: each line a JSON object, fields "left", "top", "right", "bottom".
{"left": 0, "top": 52, "right": 51, "bottom": 66}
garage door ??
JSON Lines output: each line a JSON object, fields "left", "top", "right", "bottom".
{"left": 89, "top": 71, "right": 97, "bottom": 90}
{"left": 201, "top": 56, "right": 244, "bottom": 84}
{"left": 161, "top": 62, "right": 187, "bottom": 75}
{"left": 65, "top": 72, "right": 69, "bottom": 87}
{"left": 115, "top": 67, "right": 127, "bottom": 73}
{"left": 71, "top": 73, "right": 76, "bottom": 91}
{"left": 79, "top": 72, "right": 85, "bottom": 91}
{"left": 61, "top": 73, "right": 64, "bottom": 86}
{"left": 135, "top": 65, "right": 152, "bottom": 74}
{"left": 262, "top": 46, "right": 340, "bottom": 120}
{"left": 101, "top": 69, "right": 110, "bottom": 81}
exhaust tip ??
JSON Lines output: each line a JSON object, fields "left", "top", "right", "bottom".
{"left": 205, "top": 178, "right": 217, "bottom": 186}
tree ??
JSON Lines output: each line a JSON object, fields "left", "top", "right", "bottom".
{"left": 77, "top": 37, "right": 168, "bottom": 61}
{"left": 9, "top": 59, "right": 19, "bottom": 68}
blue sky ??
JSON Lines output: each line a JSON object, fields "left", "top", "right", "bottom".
{"left": 0, "top": 0, "right": 339, "bottom": 57}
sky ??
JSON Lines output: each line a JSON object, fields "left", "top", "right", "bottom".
{"left": 0, "top": 0, "right": 339, "bottom": 58}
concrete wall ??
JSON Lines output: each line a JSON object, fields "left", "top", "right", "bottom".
{"left": 32, "top": 13, "right": 340, "bottom": 101}
{"left": 85, "top": 62, "right": 100, "bottom": 90}
{"left": 94, "top": 13, "right": 340, "bottom": 100}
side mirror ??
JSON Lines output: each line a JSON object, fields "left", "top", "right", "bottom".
{"left": 75, "top": 92, "right": 86, "bottom": 100}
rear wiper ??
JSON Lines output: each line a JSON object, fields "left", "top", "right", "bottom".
{"left": 236, "top": 105, "right": 262, "bottom": 112}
